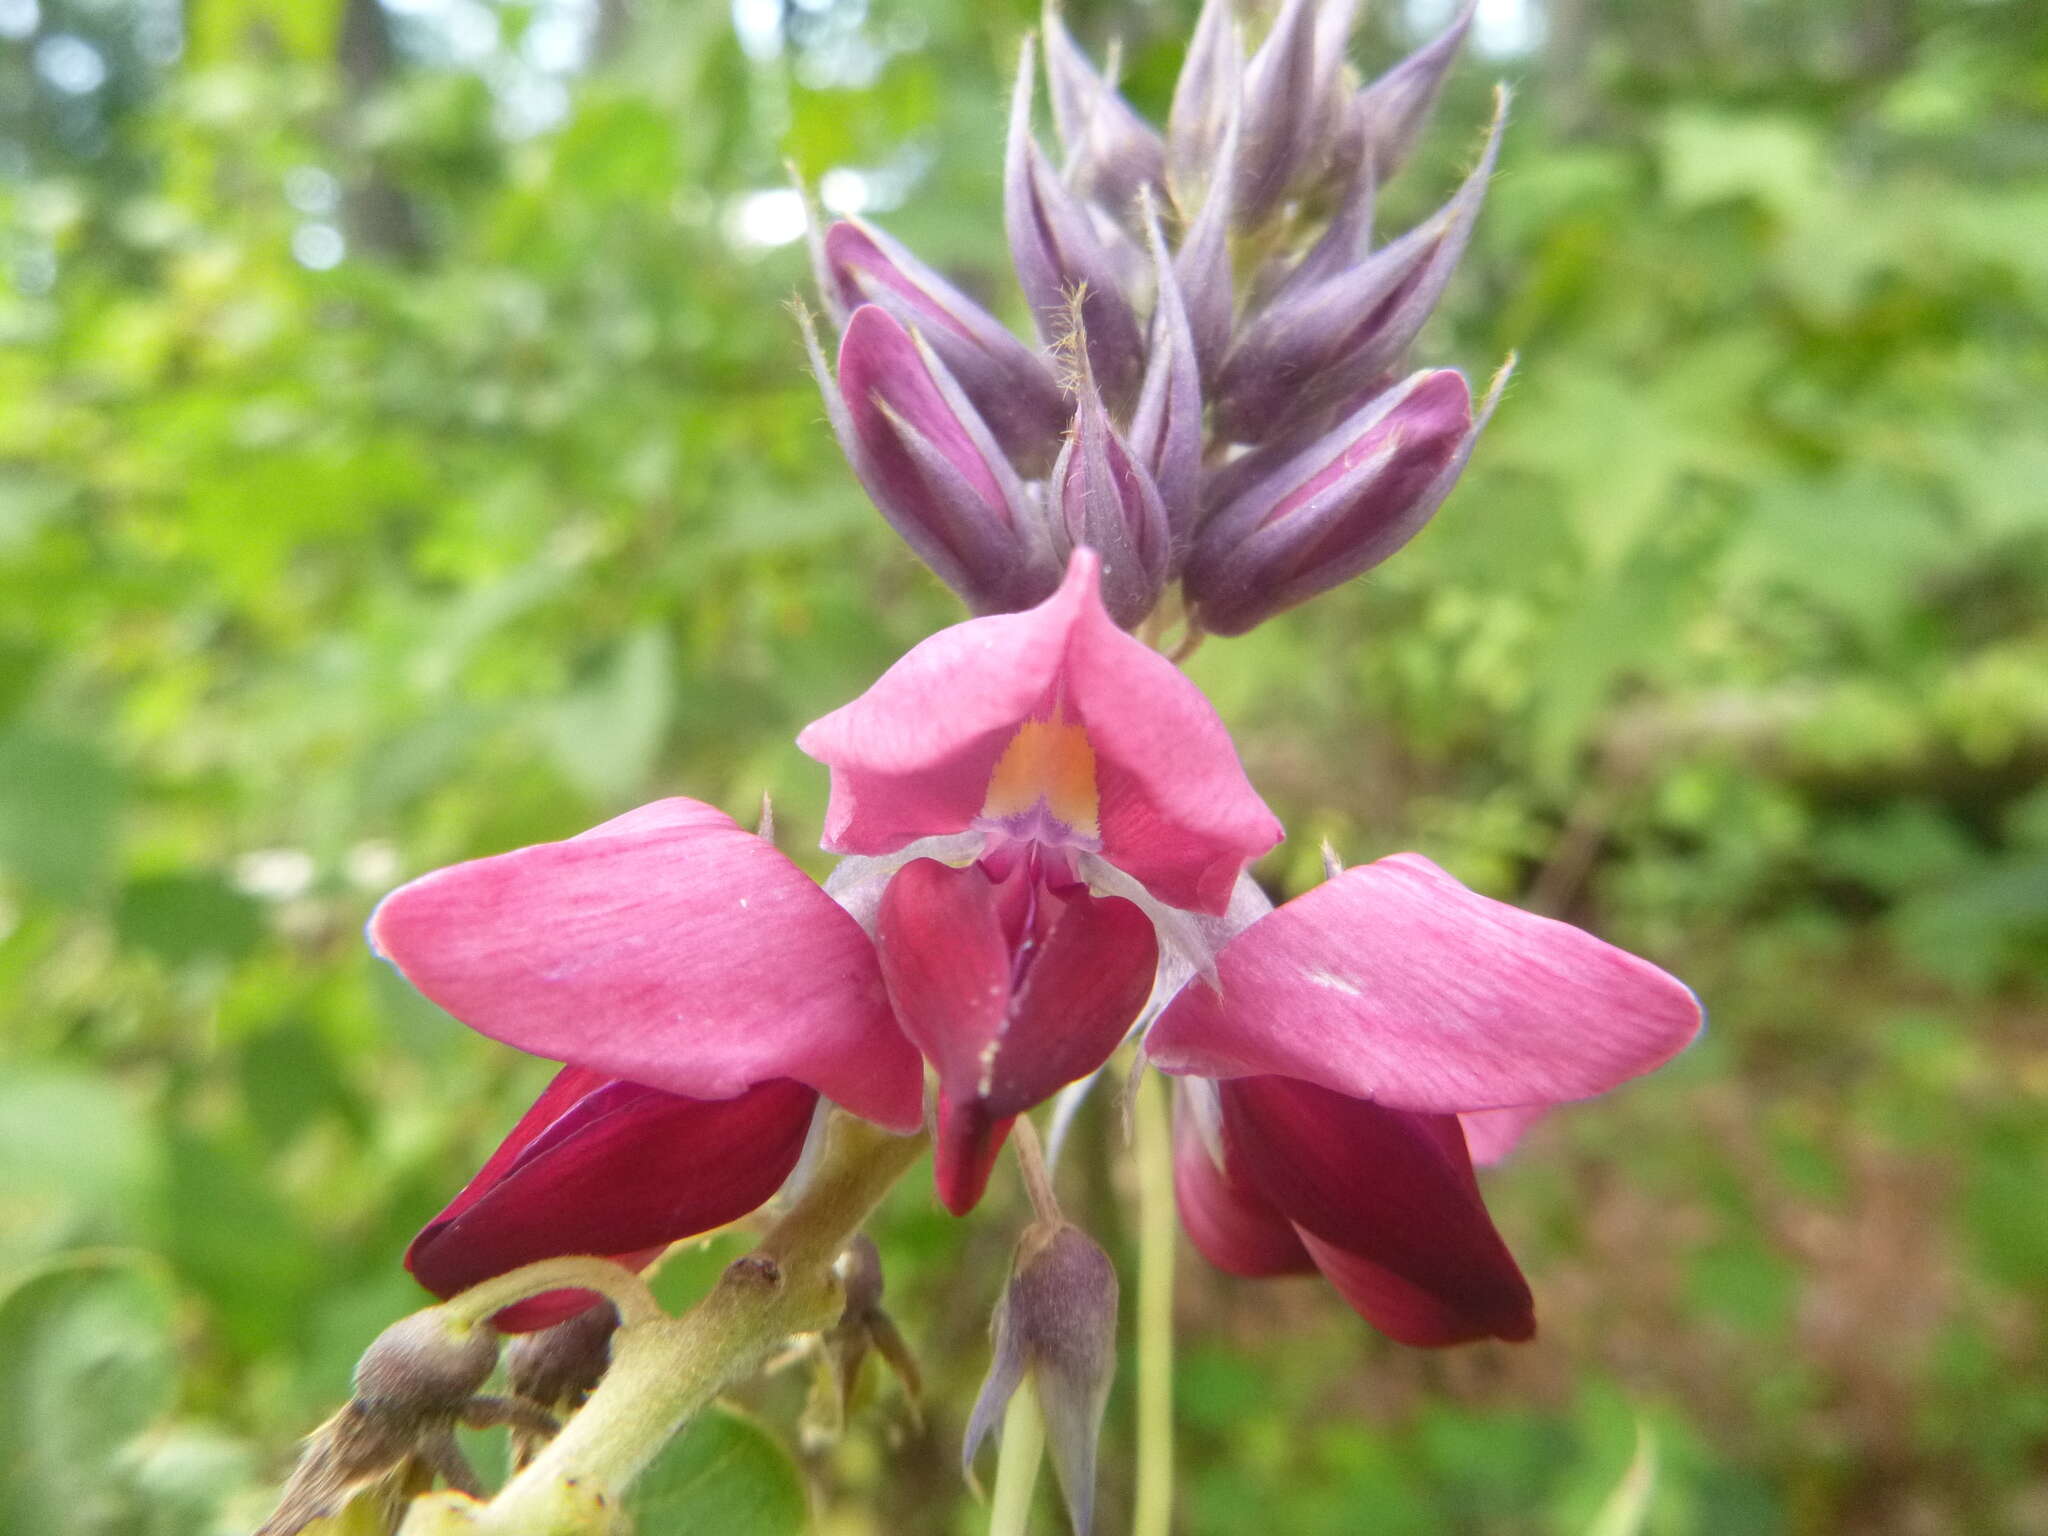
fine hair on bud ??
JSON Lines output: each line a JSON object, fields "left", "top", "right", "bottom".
{"left": 353, "top": 1309, "right": 501, "bottom": 1416}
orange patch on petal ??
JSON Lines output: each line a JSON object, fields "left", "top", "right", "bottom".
{"left": 982, "top": 714, "right": 1100, "bottom": 841}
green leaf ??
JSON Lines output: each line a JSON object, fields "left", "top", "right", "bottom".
{"left": 0, "top": 1070, "right": 154, "bottom": 1267}
{"left": 115, "top": 872, "right": 266, "bottom": 966}
{"left": 628, "top": 1405, "right": 808, "bottom": 1536}
{"left": 0, "top": 730, "right": 122, "bottom": 902}
{"left": 0, "top": 1255, "right": 178, "bottom": 1536}
{"left": 545, "top": 626, "right": 674, "bottom": 807}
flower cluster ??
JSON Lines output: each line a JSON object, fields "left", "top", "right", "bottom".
{"left": 360, "top": 1, "right": 1703, "bottom": 1525}
{"left": 806, "top": 0, "right": 1504, "bottom": 637}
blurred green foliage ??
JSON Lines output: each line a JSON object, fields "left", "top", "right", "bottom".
{"left": 3, "top": 0, "right": 2046, "bottom": 1531}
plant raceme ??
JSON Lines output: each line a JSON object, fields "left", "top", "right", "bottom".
{"left": 332, "top": 4, "right": 1710, "bottom": 1532}
{"left": 808, "top": 0, "right": 1506, "bottom": 637}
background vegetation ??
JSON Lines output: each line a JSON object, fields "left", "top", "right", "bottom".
{"left": 3, "top": 0, "right": 2045, "bottom": 1531}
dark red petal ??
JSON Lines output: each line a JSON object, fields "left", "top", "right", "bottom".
{"left": 1172, "top": 1098, "right": 1312, "bottom": 1277}
{"left": 875, "top": 858, "right": 1013, "bottom": 1095}
{"left": 406, "top": 1077, "right": 818, "bottom": 1331}
{"left": 933, "top": 1093, "right": 1013, "bottom": 1217}
{"left": 984, "top": 885, "right": 1157, "bottom": 1117}
{"left": 1220, "top": 1075, "right": 1534, "bottom": 1345}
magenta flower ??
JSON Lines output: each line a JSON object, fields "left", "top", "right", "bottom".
{"left": 368, "top": 799, "right": 925, "bottom": 1318}
{"left": 1147, "top": 853, "right": 1703, "bottom": 1345}
{"left": 800, "top": 547, "right": 1282, "bottom": 1211}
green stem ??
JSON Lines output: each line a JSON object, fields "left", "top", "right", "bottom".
{"left": 400, "top": 1113, "right": 928, "bottom": 1536}
{"left": 438, "top": 1256, "right": 663, "bottom": 1332}
{"left": 1130, "top": 1070, "right": 1175, "bottom": 1536}
{"left": 988, "top": 1381, "right": 1046, "bottom": 1536}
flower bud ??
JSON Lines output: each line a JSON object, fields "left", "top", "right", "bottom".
{"left": 353, "top": 1309, "right": 500, "bottom": 1416}
{"left": 1170, "top": 99, "right": 1240, "bottom": 387}
{"left": 818, "top": 216, "right": 1068, "bottom": 469}
{"left": 1165, "top": 0, "right": 1243, "bottom": 214}
{"left": 505, "top": 1300, "right": 618, "bottom": 1412}
{"left": 1215, "top": 90, "right": 1505, "bottom": 445}
{"left": 1130, "top": 202, "right": 1204, "bottom": 541}
{"left": 803, "top": 1234, "right": 923, "bottom": 1448}
{"left": 1188, "top": 365, "right": 1502, "bottom": 635}
{"left": 1050, "top": 317, "right": 1171, "bottom": 629}
{"left": 809, "top": 303, "right": 1061, "bottom": 614}
{"left": 1006, "top": 35, "right": 1145, "bottom": 408}
{"left": 260, "top": 1310, "right": 498, "bottom": 1535}
{"left": 1228, "top": 0, "right": 1327, "bottom": 230}
{"left": 964, "top": 1222, "right": 1120, "bottom": 1536}
{"left": 1041, "top": 6, "right": 1166, "bottom": 222}
{"left": 1347, "top": 0, "right": 1475, "bottom": 186}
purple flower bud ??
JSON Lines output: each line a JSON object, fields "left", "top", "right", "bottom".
{"left": 1130, "top": 201, "right": 1204, "bottom": 541}
{"left": 1172, "top": 100, "right": 1240, "bottom": 386}
{"left": 1041, "top": 6, "right": 1166, "bottom": 221}
{"left": 1187, "top": 364, "right": 1505, "bottom": 635}
{"left": 1050, "top": 317, "right": 1171, "bottom": 628}
{"left": 1267, "top": 137, "right": 1375, "bottom": 305}
{"left": 1350, "top": 0, "right": 1476, "bottom": 185}
{"left": 1006, "top": 36, "right": 1146, "bottom": 408}
{"left": 505, "top": 1301, "right": 618, "bottom": 1411}
{"left": 1215, "top": 90, "right": 1505, "bottom": 444}
{"left": 1233, "top": 0, "right": 1344, "bottom": 228}
{"left": 809, "top": 303, "right": 1060, "bottom": 614}
{"left": 819, "top": 217, "right": 1069, "bottom": 469}
{"left": 354, "top": 1310, "right": 500, "bottom": 1414}
{"left": 964, "top": 1222, "right": 1120, "bottom": 1536}
{"left": 1165, "top": 0, "right": 1243, "bottom": 214}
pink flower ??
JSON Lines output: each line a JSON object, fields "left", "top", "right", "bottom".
{"left": 800, "top": 547, "right": 1282, "bottom": 1212}
{"left": 369, "top": 550, "right": 1281, "bottom": 1301}
{"left": 368, "top": 799, "right": 925, "bottom": 1317}
{"left": 1147, "top": 853, "right": 1703, "bottom": 1345}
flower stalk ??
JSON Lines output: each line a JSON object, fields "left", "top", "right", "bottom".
{"left": 1131, "top": 1069, "right": 1176, "bottom": 1536}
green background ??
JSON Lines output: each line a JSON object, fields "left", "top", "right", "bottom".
{"left": 2, "top": 0, "right": 2045, "bottom": 1531}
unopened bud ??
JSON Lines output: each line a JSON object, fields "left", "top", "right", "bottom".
{"left": 353, "top": 1309, "right": 500, "bottom": 1417}
{"left": 809, "top": 303, "right": 1061, "bottom": 615}
{"left": 1129, "top": 201, "right": 1204, "bottom": 540}
{"left": 1165, "top": 0, "right": 1243, "bottom": 214}
{"left": 1188, "top": 366, "right": 1498, "bottom": 635}
{"left": 818, "top": 217, "right": 1068, "bottom": 469}
{"left": 1232, "top": 0, "right": 1331, "bottom": 229}
{"left": 1215, "top": 91, "right": 1505, "bottom": 445}
{"left": 1347, "top": 0, "right": 1475, "bottom": 186}
{"left": 963, "top": 1222, "right": 1120, "bottom": 1536}
{"left": 1041, "top": 6, "right": 1166, "bottom": 221}
{"left": 1050, "top": 316, "right": 1171, "bottom": 629}
{"left": 505, "top": 1300, "right": 618, "bottom": 1412}
{"left": 803, "top": 1234, "right": 923, "bottom": 1448}
{"left": 1006, "top": 35, "right": 1145, "bottom": 408}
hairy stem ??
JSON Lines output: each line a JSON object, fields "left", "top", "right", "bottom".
{"left": 1130, "top": 1071, "right": 1175, "bottom": 1536}
{"left": 399, "top": 1113, "right": 928, "bottom": 1536}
